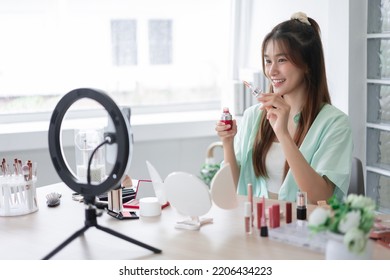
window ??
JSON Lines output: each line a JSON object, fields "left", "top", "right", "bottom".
{"left": 0, "top": 0, "right": 232, "bottom": 122}
{"left": 111, "top": 20, "right": 138, "bottom": 66}
{"left": 148, "top": 20, "right": 172, "bottom": 65}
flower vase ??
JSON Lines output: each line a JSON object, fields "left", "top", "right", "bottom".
{"left": 325, "top": 232, "right": 372, "bottom": 260}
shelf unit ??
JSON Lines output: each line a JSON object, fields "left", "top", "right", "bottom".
{"left": 366, "top": 0, "right": 390, "bottom": 213}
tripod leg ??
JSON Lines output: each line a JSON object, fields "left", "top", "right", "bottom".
{"left": 95, "top": 224, "right": 162, "bottom": 254}
{"left": 42, "top": 225, "right": 90, "bottom": 260}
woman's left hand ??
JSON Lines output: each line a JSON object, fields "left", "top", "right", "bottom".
{"left": 257, "top": 93, "right": 290, "bottom": 137}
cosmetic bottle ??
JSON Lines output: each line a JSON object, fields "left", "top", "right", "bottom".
{"left": 269, "top": 204, "right": 280, "bottom": 228}
{"left": 260, "top": 196, "right": 268, "bottom": 237}
{"left": 244, "top": 201, "right": 252, "bottom": 234}
{"left": 296, "top": 191, "right": 307, "bottom": 226}
{"left": 75, "top": 129, "right": 106, "bottom": 184}
{"left": 221, "top": 107, "right": 232, "bottom": 131}
{"left": 257, "top": 202, "right": 262, "bottom": 229}
{"left": 285, "top": 202, "right": 292, "bottom": 224}
{"left": 247, "top": 183, "right": 254, "bottom": 227}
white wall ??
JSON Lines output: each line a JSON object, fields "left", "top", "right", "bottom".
{"left": 249, "top": 0, "right": 346, "bottom": 109}
{"left": 248, "top": 0, "right": 366, "bottom": 162}
{"left": 249, "top": 1, "right": 329, "bottom": 66}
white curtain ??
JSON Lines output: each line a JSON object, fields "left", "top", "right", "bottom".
{"left": 229, "top": 0, "right": 266, "bottom": 115}
{"left": 229, "top": 0, "right": 254, "bottom": 80}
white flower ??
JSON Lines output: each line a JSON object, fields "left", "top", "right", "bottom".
{"left": 343, "top": 228, "right": 367, "bottom": 254}
{"left": 308, "top": 207, "right": 330, "bottom": 227}
{"left": 309, "top": 194, "right": 376, "bottom": 255}
{"left": 347, "top": 194, "right": 375, "bottom": 210}
{"left": 338, "top": 210, "right": 361, "bottom": 234}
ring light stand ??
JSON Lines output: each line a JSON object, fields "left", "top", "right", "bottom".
{"left": 43, "top": 88, "right": 161, "bottom": 259}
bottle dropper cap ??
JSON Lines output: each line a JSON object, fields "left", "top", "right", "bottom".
{"left": 223, "top": 107, "right": 229, "bottom": 113}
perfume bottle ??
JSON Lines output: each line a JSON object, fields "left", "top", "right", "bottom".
{"left": 221, "top": 107, "right": 233, "bottom": 131}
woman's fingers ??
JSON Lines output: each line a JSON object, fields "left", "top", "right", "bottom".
{"left": 215, "top": 120, "right": 237, "bottom": 140}
{"left": 258, "top": 93, "right": 283, "bottom": 107}
{"left": 215, "top": 121, "right": 231, "bottom": 132}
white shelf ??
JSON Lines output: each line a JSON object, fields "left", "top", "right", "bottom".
{"left": 366, "top": 1, "right": 390, "bottom": 214}
{"left": 367, "top": 79, "right": 390, "bottom": 85}
{"left": 366, "top": 166, "right": 390, "bottom": 177}
{"left": 366, "top": 122, "right": 390, "bottom": 131}
{"left": 367, "top": 33, "right": 390, "bottom": 39}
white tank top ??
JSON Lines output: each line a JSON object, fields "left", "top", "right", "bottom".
{"left": 265, "top": 142, "right": 285, "bottom": 195}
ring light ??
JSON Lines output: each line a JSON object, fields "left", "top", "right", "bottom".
{"left": 48, "top": 88, "right": 130, "bottom": 201}
{"left": 43, "top": 88, "right": 161, "bottom": 259}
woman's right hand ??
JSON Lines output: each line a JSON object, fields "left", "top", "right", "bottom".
{"left": 215, "top": 119, "right": 237, "bottom": 143}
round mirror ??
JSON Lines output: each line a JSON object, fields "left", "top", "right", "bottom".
{"left": 164, "top": 171, "right": 212, "bottom": 217}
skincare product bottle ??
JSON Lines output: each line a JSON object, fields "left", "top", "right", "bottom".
{"left": 221, "top": 107, "right": 232, "bottom": 131}
{"left": 244, "top": 201, "right": 252, "bottom": 234}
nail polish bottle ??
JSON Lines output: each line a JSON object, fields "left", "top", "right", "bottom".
{"left": 221, "top": 107, "right": 232, "bottom": 131}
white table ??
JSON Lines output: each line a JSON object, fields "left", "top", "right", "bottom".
{"left": 1, "top": 182, "right": 389, "bottom": 260}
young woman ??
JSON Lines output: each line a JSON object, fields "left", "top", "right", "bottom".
{"left": 215, "top": 12, "right": 353, "bottom": 204}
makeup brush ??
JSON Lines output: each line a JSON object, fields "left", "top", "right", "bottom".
{"left": 22, "top": 165, "right": 30, "bottom": 181}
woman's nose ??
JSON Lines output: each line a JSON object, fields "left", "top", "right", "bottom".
{"left": 269, "top": 63, "right": 278, "bottom": 75}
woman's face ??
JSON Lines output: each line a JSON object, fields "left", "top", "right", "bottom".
{"left": 263, "top": 40, "right": 306, "bottom": 97}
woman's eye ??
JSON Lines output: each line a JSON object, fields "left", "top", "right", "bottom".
{"left": 278, "top": 57, "right": 287, "bottom": 63}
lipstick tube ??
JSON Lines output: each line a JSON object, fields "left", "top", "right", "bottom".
{"left": 296, "top": 191, "right": 307, "bottom": 223}
{"left": 247, "top": 183, "right": 253, "bottom": 227}
{"left": 268, "top": 206, "right": 274, "bottom": 228}
{"left": 285, "top": 202, "right": 292, "bottom": 224}
{"left": 257, "top": 202, "right": 262, "bottom": 229}
{"left": 260, "top": 196, "right": 268, "bottom": 237}
{"left": 271, "top": 204, "right": 280, "bottom": 228}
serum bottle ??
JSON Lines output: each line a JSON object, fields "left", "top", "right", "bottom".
{"left": 221, "top": 107, "right": 233, "bottom": 131}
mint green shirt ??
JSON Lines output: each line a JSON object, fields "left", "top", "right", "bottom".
{"left": 234, "top": 103, "right": 353, "bottom": 202}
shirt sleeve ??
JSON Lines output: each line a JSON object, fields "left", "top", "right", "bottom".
{"left": 279, "top": 105, "right": 353, "bottom": 201}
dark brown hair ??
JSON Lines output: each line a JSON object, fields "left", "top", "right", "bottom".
{"left": 253, "top": 16, "right": 331, "bottom": 178}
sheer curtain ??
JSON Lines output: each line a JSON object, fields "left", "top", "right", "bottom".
{"left": 228, "top": 0, "right": 264, "bottom": 116}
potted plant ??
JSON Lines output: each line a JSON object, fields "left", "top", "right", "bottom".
{"left": 308, "top": 194, "right": 376, "bottom": 259}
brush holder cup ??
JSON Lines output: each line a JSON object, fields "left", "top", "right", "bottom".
{"left": 0, "top": 176, "right": 38, "bottom": 216}
{"left": 74, "top": 128, "right": 106, "bottom": 184}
